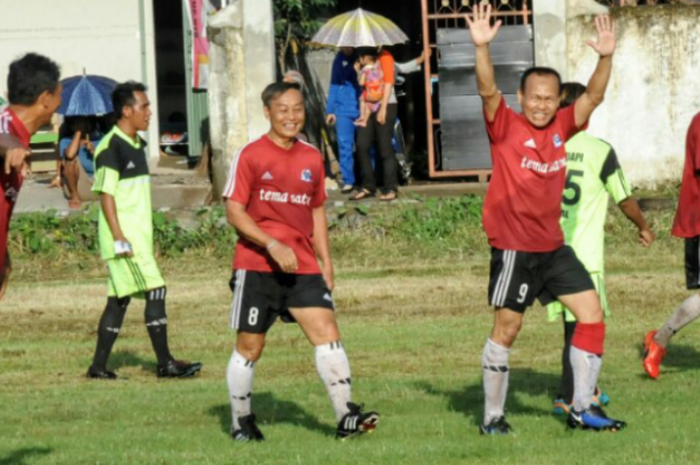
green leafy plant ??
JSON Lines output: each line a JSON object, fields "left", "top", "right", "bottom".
{"left": 388, "top": 195, "right": 484, "bottom": 242}
{"left": 273, "top": 0, "right": 337, "bottom": 72}
{"left": 9, "top": 206, "right": 238, "bottom": 260}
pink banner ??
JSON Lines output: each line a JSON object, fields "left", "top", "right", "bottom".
{"left": 188, "top": 0, "right": 210, "bottom": 89}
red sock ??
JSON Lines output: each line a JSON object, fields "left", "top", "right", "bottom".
{"left": 572, "top": 322, "right": 605, "bottom": 356}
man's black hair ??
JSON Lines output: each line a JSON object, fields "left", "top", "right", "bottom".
{"left": 520, "top": 67, "right": 562, "bottom": 94}
{"left": 560, "top": 82, "right": 586, "bottom": 109}
{"left": 112, "top": 81, "right": 147, "bottom": 118}
{"left": 356, "top": 47, "right": 380, "bottom": 59}
{"left": 261, "top": 81, "right": 302, "bottom": 107}
{"left": 7, "top": 53, "right": 60, "bottom": 106}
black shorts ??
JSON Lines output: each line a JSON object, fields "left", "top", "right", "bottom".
{"left": 229, "top": 270, "right": 335, "bottom": 334}
{"left": 684, "top": 237, "right": 700, "bottom": 290}
{"left": 488, "top": 246, "right": 595, "bottom": 313}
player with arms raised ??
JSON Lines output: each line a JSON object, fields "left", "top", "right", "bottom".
{"left": 466, "top": 5, "right": 625, "bottom": 433}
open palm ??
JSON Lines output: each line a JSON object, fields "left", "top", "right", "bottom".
{"left": 465, "top": 4, "right": 502, "bottom": 47}
{"left": 587, "top": 15, "right": 616, "bottom": 57}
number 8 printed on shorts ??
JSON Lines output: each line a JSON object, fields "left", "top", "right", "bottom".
{"left": 248, "top": 307, "right": 259, "bottom": 326}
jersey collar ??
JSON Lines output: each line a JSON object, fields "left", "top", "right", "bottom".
{"left": 113, "top": 125, "right": 147, "bottom": 149}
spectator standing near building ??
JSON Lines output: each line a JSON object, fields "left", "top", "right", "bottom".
{"left": 351, "top": 47, "right": 398, "bottom": 202}
{"left": 325, "top": 47, "right": 361, "bottom": 194}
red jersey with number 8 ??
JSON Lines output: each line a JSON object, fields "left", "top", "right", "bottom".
{"left": 0, "top": 108, "right": 30, "bottom": 271}
{"left": 482, "top": 98, "right": 582, "bottom": 252}
{"left": 223, "top": 135, "right": 327, "bottom": 274}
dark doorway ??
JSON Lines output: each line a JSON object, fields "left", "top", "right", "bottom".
{"left": 153, "top": 0, "right": 189, "bottom": 158}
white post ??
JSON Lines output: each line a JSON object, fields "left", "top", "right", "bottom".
{"left": 532, "top": 0, "right": 568, "bottom": 80}
{"left": 242, "top": 0, "right": 276, "bottom": 140}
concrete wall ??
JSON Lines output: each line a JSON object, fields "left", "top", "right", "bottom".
{"left": 568, "top": 6, "right": 700, "bottom": 187}
{"left": 207, "top": 0, "right": 275, "bottom": 198}
{"left": 0, "top": 0, "right": 160, "bottom": 157}
{"left": 533, "top": 0, "right": 570, "bottom": 80}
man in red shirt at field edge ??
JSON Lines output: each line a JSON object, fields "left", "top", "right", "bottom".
{"left": 643, "top": 112, "right": 700, "bottom": 380}
{"left": 0, "top": 53, "right": 62, "bottom": 301}
{"left": 467, "top": 5, "right": 625, "bottom": 433}
{"left": 222, "top": 82, "right": 379, "bottom": 442}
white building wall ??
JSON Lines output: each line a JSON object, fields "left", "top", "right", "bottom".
{"left": 568, "top": 6, "right": 700, "bottom": 187}
{"left": 533, "top": 0, "right": 569, "bottom": 80}
{"left": 0, "top": 0, "right": 160, "bottom": 157}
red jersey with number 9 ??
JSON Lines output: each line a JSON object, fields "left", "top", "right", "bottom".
{"left": 483, "top": 98, "right": 583, "bottom": 252}
{"left": 223, "top": 135, "right": 327, "bottom": 274}
{"left": 0, "top": 107, "right": 30, "bottom": 270}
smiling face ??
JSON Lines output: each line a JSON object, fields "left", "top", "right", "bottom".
{"left": 518, "top": 73, "right": 561, "bottom": 128}
{"left": 264, "top": 88, "right": 305, "bottom": 142}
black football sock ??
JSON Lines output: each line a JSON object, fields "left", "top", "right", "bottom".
{"left": 561, "top": 320, "right": 576, "bottom": 405}
{"left": 144, "top": 287, "right": 173, "bottom": 366}
{"left": 91, "top": 296, "right": 130, "bottom": 371}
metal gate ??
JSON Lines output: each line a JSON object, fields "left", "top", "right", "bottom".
{"left": 420, "top": 0, "right": 533, "bottom": 180}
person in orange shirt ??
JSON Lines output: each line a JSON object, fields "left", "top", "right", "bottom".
{"left": 351, "top": 47, "right": 398, "bottom": 202}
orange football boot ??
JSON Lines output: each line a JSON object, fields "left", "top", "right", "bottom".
{"left": 643, "top": 330, "right": 666, "bottom": 379}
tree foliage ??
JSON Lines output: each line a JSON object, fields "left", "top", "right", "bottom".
{"left": 273, "top": 0, "right": 337, "bottom": 41}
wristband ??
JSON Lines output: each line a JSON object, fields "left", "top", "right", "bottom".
{"left": 114, "top": 240, "right": 132, "bottom": 255}
{"left": 266, "top": 240, "right": 278, "bottom": 251}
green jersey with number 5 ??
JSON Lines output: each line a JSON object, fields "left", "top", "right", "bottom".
{"left": 560, "top": 132, "right": 632, "bottom": 273}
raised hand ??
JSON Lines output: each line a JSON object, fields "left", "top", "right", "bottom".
{"left": 586, "top": 14, "right": 616, "bottom": 57}
{"left": 465, "top": 4, "right": 502, "bottom": 47}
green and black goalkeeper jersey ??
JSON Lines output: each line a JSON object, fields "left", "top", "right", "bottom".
{"left": 92, "top": 126, "right": 153, "bottom": 260}
{"left": 560, "top": 132, "right": 632, "bottom": 273}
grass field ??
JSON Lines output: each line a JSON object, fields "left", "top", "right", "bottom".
{"left": 2, "top": 203, "right": 700, "bottom": 464}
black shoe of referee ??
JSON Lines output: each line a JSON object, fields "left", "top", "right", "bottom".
{"left": 156, "top": 359, "right": 203, "bottom": 378}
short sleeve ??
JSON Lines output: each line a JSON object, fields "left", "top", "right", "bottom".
{"left": 484, "top": 97, "right": 513, "bottom": 144}
{"left": 92, "top": 144, "right": 121, "bottom": 196}
{"left": 223, "top": 148, "right": 256, "bottom": 204}
{"left": 311, "top": 159, "right": 327, "bottom": 208}
{"left": 557, "top": 104, "right": 583, "bottom": 142}
{"left": 689, "top": 114, "right": 700, "bottom": 173}
{"left": 601, "top": 147, "right": 632, "bottom": 204}
{"left": 379, "top": 52, "right": 395, "bottom": 85}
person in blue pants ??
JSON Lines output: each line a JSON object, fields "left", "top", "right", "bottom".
{"left": 325, "top": 47, "right": 361, "bottom": 194}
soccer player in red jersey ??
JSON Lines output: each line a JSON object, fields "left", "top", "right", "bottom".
{"left": 643, "top": 112, "right": 700, "bottom": 379}
{"left": 0, "top": 54, "right": 61, "bottom": 301}
{"left": 222, "top": 82, "right": 379, "bottom": 442}
{"left": 466, "top": 5, "right": 624, "bottom": 433}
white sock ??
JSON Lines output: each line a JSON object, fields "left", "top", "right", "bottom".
{"left": 570, "top": 346, "right": 602, "bottom": 412}
{"left": 227, "top": 350, "right": 255, "bottom": 430}
{"left": 655, "top": 294, "right": 700, "bottom": 348}
{"left": 315, "top": 341, "right": 352, "bottom": 422}
{"left": 482, "top": 338, "right": 510, "bottom": 425}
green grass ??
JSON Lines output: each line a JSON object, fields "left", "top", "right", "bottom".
{"left": 1, "top": 205, "right": 700, "bottom": 464}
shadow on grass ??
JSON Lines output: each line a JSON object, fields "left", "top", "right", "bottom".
{"left": 416, "top": 368, "right": 560, "bottom": 426}
{"left": 637, "top": 342, "right": 700, "bottom": 373}
{"left": 110, "top": 351, "right": 157, "bottom": 373}
{"left": 208, "top": 391, "right": 335, "bottom": 437}
{"left": 0, "top": 447, "right": 52, "bottom": 465}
